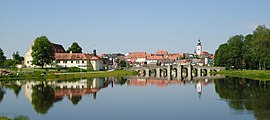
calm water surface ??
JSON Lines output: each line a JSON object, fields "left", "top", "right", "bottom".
{"left": 0, "top": 77, "right": 269, "bottom": 120}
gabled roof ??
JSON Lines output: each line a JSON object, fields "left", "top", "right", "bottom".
{"left": 54, "top": 53, "right": 101, "bottom": 60}
{"left": 52, "top": 44, "right": 65, "bottom": 53}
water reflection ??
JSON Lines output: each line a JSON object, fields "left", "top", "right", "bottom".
{"left": 215, "top": 77, "right": 270, "bottom": 120}
{"left": 24, "top": 78, "right": 111, "bottom": 114}
{"left": 0, "top": 77, "right": 269, "bottom": 120}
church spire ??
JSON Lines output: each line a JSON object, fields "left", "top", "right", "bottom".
{"left": 197, "top": 38, "right": 201, "bottom": 46}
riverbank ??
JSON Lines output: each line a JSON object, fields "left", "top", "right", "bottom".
{"left": 217, "top": 70, "right": 270, "bottom": 81}
{"left": 0, "top": 70, "right": 138, "bottom": 81}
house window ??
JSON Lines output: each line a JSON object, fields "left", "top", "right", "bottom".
{"left": 82, "top": 60, "right": 84, "bottom": 64}
{"left": 58, "top": 61, "right": 60, "bottom": 63}
{"left": 27, "top": 61, "right": 30, "bottom": 64}
{"left": 71, "top": 61, "right": 73, "bottom": 63}
{"left": 64, "top": 61, "right": 67, "bottom": 63}
{"left": 76, "top": 61, "right": 80, "bottom": 64}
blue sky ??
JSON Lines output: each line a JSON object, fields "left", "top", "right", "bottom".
{"left": 0, "top": 0, "right": 269, "bottom": 58}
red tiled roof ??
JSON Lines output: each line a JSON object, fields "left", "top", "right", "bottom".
{"left": 147, "top": 55, "right": 164, "bottom": 60}
{"left": 156, "top": 50, "right": 168, "bottom": 55}
{"left": 54, "top": 53, "right": 101, "bottom": 60}
{"left": 200, "top": 51, "right": 209, "bottom": 55}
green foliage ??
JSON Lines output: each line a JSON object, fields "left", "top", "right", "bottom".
{"left": 12, "top": 51, "right": 24, "bottom": 64}
{"left": 214, "top": 25, "right": 270, "bottom": 70}
{"left": 227, "top": 35, "right": 244, "bottom": 69}
{"left": 69, "top": 96, "right": 82, "bottom": 105}
{"left": 215, "top": 78, "right": 270, "bottom": 119}
{"left": 251, "top": 25, "right": 270, "bottom": 70}
{"left": 13, "top": 116, "right": 29, "bottom": 120}
{"left": 31, "top": 82, "right": 55, "bottom": 114}
{"left": 218, "top": 70, "right": 270, "bottom": 81}
{"left": 67, "top": 67, "right": 87, "bottom": 72}
{"left": 3, "top": 59, "right": 17, "bottom": 68}
{"left": 0, "top": 87, "right": 5, "bottom": 103}
{"left": 0, "top": 116, "right": 29, "bottom": 120}
{"left": 67, "top": 42, "right": 82, "bottom": 53}
{"left": 31, "top": 36, "right": 54, "bottom": 69}
{"left": 115, "top": 58, "right": 127, "bottom": 69}
{"left": 2, "top": 52, "right": 24, "bottom": 67}
{"left": 214, "top": 43, "right": 228, "bottom": 67}
{"left": 0, "top": 48, "right": 6, "bottom": 66}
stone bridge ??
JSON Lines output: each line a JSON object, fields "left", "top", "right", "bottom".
{"left": 129, "top": 65, "right": 225, "bottom": 80}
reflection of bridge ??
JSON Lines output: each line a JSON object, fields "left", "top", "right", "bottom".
{"left": 130, "top": 65, "right": 225, "bottom": 80}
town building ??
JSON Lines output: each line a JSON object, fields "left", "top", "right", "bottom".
{"left": 54, "top": 50, "right": 104, "bottom": 70}
{"left": 24, "top": 42, "right": 104, "bottom": 70}
{"left": 196, "top": 39, "right": 202, "bottom": 55}
{"left": 24, "top": 43, "right": 66, "bottom": 68}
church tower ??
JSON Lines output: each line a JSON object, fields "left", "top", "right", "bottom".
{"left": 196, "top": 39, "right": 202, "bottom": 55}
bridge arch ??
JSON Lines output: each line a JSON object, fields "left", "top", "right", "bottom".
{"left": 192, "top": 68, "right": 198, "bottom": 77}
{"left": 161, "top": 68, "right": 167, "bottom": 77}
{"left": 171, "top": 68, "right": 177, "bottom": 78}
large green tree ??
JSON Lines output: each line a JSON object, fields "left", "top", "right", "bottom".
{"left": 31, "top": 36, "right": 54, "bottom": 68}
{"left": 214, "top": 43, "right": 228, "bottom": 67}
{"left": 214, "top": 25, "right": 270, "bottom": 70}
{"left": 67, "top": 42, "right": 82, "bottom": 53}
{"left": 0, "top": 48, "right": 6, "bottom": 66}
{"left": 251, "top": 25, "right": 270, "bottom": 70}
{"left": 227, "top": 35, "right": 244, "bottom": 69}
{"left": 242, "top": 34, "right": 255, "bottom": 69}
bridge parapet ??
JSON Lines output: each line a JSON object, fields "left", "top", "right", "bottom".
{"left": 129, "top": 65, "right": 225, "bottom": 80}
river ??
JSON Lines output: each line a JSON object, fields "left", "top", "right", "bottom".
{"left": 0, "top": 76, "right": 269, "bottom": 120}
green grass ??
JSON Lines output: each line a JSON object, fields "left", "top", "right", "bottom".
{"left": 0, "top": 69, "right": 138, "bottom": 81}
{"left": 217, "top": 70, "right": 270, "bottom": 81}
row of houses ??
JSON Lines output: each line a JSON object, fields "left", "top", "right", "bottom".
{"left": 24, "top": 40, "right": 214, "bottom": 70}
{"left": 24, "top": 43, "right": 104, "bottom": 70}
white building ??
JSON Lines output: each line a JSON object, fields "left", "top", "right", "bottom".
{"left": 196, "top": 39, "right": 202, "bottom": 55}
{"left": 54, "top": 52, "right": 104, "bottom": 71}
{"left": 24, "top": 43, "right": 66, "bottom": 68}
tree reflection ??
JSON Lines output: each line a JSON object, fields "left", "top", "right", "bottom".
{"left": 116, "top": 77, "right": 128, "bottom": 85}
{"left": 0, "top": 87, "right": 5, "bottom": 103}
{"left": 68, "top": 96, "right": 82, "bottom": 105}
{"left": 31, "top": 81, "right": 57, "bottom": 114}
{"left": 0, "top": 81, "right": 22, "bottom": 97}
{"left": 215, "top": 77, "right": 270, "bottom": 120}
{"left": 4, "top": 84, "right": 21, "bottom": 97}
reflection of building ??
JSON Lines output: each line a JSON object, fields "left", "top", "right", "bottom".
{"left": 24, "top": 78, "right": 109, "bottom": 103}
{"left": 128, "top": 78, "right": 183, "bottom": 87}
{"left": 196, "top": 82, "right": 202, "bottom": 98}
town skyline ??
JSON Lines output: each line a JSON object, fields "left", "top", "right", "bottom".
{"left": 1, "top": 0, "right": 270, "bottom": 58}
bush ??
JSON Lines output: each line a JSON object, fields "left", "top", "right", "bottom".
{"left": 67, "top": 67, "right": 86, "bottom": 72}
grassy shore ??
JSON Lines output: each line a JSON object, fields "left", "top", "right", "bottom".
{"left": 0, "top": 70, "right": 138, "bottom": 81}
{"left": 217, "top": 70, "right": 270, "bottom": 81}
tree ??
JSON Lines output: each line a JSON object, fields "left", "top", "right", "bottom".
{"left": 242, "top": 34, "right": 254, "bottom": 69}
{"left": 3, "top": 59, "right": 17, "bottom": 67}
{"left": 251, "top": 25, "right": 270, "bottom": 70}
{"left": 31, "top": 36, "right": 54, "bottom": 69}
{"left": 214, "top": 43, "right": 229, "bottom": 67}
{"left": 0, "top": 48, "right": 6, "bottom": 66}
{"left": 227, "top": 35, "right": 244, "bottom": 69}
{"left": 12, "top": 51, "right": 24, "bottom": 64}
{"left": 67, "top": 42, "right": 82, "bottom": 53}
